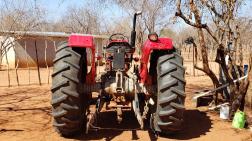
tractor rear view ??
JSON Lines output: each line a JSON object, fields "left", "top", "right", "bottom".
{"left": 51, "top": 11, "right": 186, "bottom": 137}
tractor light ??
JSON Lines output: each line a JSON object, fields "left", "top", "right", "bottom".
{"left": 148, "top": 33, "right": 158, "bottom": 42}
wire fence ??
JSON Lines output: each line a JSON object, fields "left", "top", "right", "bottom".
{"left": 0, "top": 53, "right": 218, "bottom": 87}
{"left": 0, "top": 40, "right": 251, "bottom": 87}
{"left": 0, "top": 68, "right": 52, "bottom": 87}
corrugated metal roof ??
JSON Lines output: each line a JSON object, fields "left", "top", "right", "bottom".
{"left": 0, "top": 31, "right": 108, "bottom": 39}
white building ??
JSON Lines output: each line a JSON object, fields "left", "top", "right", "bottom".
{"left": 0, "top": 31, "right": 107, "bottom": 69}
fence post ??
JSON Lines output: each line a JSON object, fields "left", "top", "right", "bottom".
{"left": 4, "top": 41, "right": 10, "bottom": 87}
{"left": 35, "top": 40, "right": 41, "bottom": 85}
{"left": 12, "top": 40, "right": 20, "bottom": 86}
{"left": 25, "top": 41, "right": 30, "bottom": 85}
{"left": 192, "top": 44, "right": 195, "bottom": 76}
{"left": 15, "top": 59, "right": 19, "bottom": 86}
{"left": 45, "top": 40, "right": 50, "bottom": 84}
{"left": 0, "top": 41, "right": 2, "bottom": 66}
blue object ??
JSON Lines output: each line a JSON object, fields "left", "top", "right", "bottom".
{"left": 244, "top": 64, "right": 248, "bottom": 75}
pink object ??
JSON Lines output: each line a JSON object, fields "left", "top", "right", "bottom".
{"left": 140, "top": 38, "right": 173, "bottom": 84}
{"left": 68, "top": 34, "right": 96, "bottom": 84}
{"left": 68, "top": 34, "right": 94, "bottom": 48}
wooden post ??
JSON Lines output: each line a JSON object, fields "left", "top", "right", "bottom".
{"left": 45, "top": 40, "right": 50, "bottom": 84}
{"left": 192, "top": 44, "right": 195, "bottom": 76}
{"left": 4, "top": 42, "right": 10, "bottom": 87}
{"left": 35, "top": 40, "right": 41, "bottom": 85}
{"left": 0, "top": 42, "right": 2, "bottom": 66}
{"left": 24, "top": 41, "right": 30, "bottom": 85}
{"left": 15, "top": 59, "right": 20, "bottom": 86}
{"left": 11, "top": 40, "right": 20, "bottom": 86}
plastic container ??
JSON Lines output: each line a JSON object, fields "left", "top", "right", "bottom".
{"left": 232, "top": 111, "right": 246, "bottom": 129}
{"left": 220, "top": 105, "right": 230, "bottom": 120}
{"left": 244, "top": 64, "right": 248, "bottom": 75}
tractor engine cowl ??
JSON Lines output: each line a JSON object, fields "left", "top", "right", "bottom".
{"left": 105, "top": 44, "right": 134, "bottom": 72}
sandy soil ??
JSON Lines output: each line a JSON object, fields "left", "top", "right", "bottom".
{"left": 0, "top": 75, "right": 251, "bottom": 141}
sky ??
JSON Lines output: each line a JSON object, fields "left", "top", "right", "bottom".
{"left": 0, "top": 0, "right": 251, "bottom": 33}
{"left": 36, "top": 0, "right": 252, "bottom": 33}
{"left": 35, "top": 0, "right": 252, "bottom": 20}
{"left": 36, "top": 0, "right": 126, "bottom": 22}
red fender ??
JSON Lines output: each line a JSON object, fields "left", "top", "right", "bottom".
{"left": 68, "top": 34, "right": 96, "bottom": 84}
{"left": 140, "top": 38, "right": 173, "bottom": 84}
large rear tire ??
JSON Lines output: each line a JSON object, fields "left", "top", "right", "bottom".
{"left": 152, "top": 51, "right": 186, "bottom": 134}
{"left": 51, "top": 42, "right": 87, "bottom": 137}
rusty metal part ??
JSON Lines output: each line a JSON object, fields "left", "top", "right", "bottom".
{"left": 103, "top": 71, "right": 136, "bottom": 105}
{"left": 117, "top": 107, "right": 123, "bottom": 123}
{"left": 132, "top": 83, "right": 144, "bottom": 129}
{"left": 104, "top": 76, "right": 135, "bottom": 96}
{"left": 106, "top": 101, "right": 131, "bottom": 110}
{"left": 86, "top": 108, "right": 98, "bottom": 134}
{"left": 142, "top": 101, "right": 149, "bottom": 120}
{"left": 115, "top": 71, "right": 124, "bottom": 93}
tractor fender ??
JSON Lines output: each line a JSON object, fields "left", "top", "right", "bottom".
{"left": 140, "top": 38, "right": 173, "bottom": 84}
{"left": 68, "top": 34, "right": 95, "bottom": 48}
{"left": 68, "top": 34, "right": 96, "bottom": 84}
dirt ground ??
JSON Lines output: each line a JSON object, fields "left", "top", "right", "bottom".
{"left": 0, "top": 75, "right": 252, "bottom": 141}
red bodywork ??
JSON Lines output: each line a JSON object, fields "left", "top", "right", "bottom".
{"left": 68, "top": 34, "right": 96, "bottom": 84}
{"left": 140, "top": 38, "right": 173, "bottom": 84}
{"left": 67, "top": 34, "right": 173, "bottom": 85}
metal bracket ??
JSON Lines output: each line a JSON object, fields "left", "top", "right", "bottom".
{"left": 86, "top": 110, "right": 98, "bottom": 134}
{"left": 193, "top": 75, "right": 248, "bottom": 100}
{"left": 115, "top": 71, "right": 124, "bottom": 93}
{"left": 132, "top": 82, "right": 144, "bottom": 129}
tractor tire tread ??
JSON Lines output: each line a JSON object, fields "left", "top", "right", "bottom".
{"left": 153, "top": 51, "right": 186, "bottom": 134}
{"left": 51, "top": 94, "right": 68, "bottom": 105}
{"left": 52, "top": 109, "right": 67, "bottom": 118}
{"left": 61, "top": 103, "right": 79, "bottom": 111}
{"left": 56, "top": 41, "right": 68, "bottom": 53}
{"left": 51, "top": 42, "right": 87, "bottom": 137}
{"left": 53, "top": 53, "right": 71, "bottom": 63}
{"left": 61, "top": 88, "right": 79, "bottom": 98}
{"left": 159, "top": 94, "right": 177, "bottom": 105}
{"left": 64, "top": 60, "right": 80, "bottom": 70}
{"left": 159, "top": 109, "right": 176, "bottom": 116}
{"left": 51, "top": 80, "right": 69, "bottom": 92}
{"left": 62, "top": 72, "right": 79, "bottom": 84}
{"left": 52, "top": 65, "right": 70, "bottom": 77}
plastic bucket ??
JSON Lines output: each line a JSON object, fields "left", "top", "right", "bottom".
{"left": 220, "top": 105, "right": 230, "bottom": 120}
{"left": 232, "top": 111, "right": 246, "bottom": 129}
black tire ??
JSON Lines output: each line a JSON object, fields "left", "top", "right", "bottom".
{"left": 51, "top": 42, "right": 87, "bottom": 137}
{"left": 152, "top": 51, "right": 186, "bottom": 134}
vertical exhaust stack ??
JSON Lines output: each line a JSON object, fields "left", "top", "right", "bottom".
{"left": 130, "top": 11, "right": 142, "bottom": 48}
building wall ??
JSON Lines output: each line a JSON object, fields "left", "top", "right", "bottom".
{"left": 0, "top": 36, "right": 107, "bottom": 69}
{"left": 15, "top": 38, "right": 64, "bottom": 68}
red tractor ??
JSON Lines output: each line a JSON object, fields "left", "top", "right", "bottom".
{"left": 51, "top": 12, "right": 185, "bottom": 137}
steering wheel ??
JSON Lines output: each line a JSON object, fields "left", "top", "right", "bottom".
{"left": 109, "top": 33, "right": 129, "bottom": 42}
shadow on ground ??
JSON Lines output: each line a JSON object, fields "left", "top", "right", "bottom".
{"left": 73, "top": 109, "right": 212, "bottom": 141}
{"left": 74, "top": 111, "right": 140, "bottom": 141}
{"left": 165, "top": 110, "right": 212, "bottom": 140}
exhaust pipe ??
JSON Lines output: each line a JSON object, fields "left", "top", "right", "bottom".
{"left": 130, "top": 11, "right": 142, "bottom": 47}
